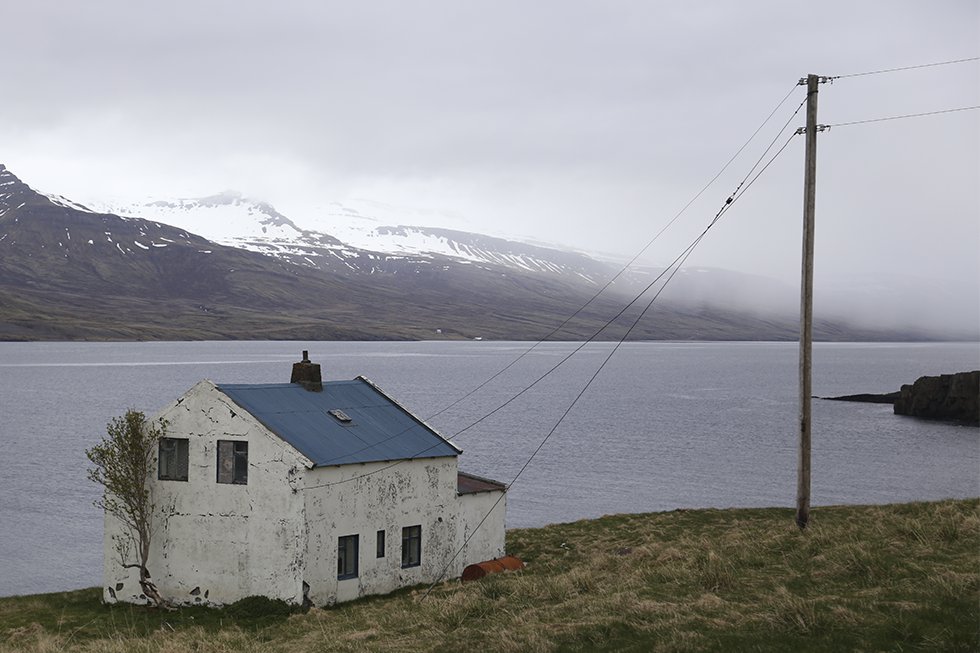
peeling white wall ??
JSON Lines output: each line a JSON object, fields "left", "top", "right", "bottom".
{"left": 456, "top": 490, "right": 507, "bottom": 567}
{"left": 103, "top": 380, "right": 507, "bottom": 608}
{"left": 102, "top": 512, "right": 141, "bottom": 604}
{"left": 301, "top": 461, "right": 506, "bottom": 605}
{"left": 104, "top": 380, "right": 310, "bottom": 606}
{"left": 301, "top": 457, "right": 462, "bottom": 605}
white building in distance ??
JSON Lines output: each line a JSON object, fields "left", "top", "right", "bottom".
{"left": 102, "top": 352, "right": 507, "bottom": 607}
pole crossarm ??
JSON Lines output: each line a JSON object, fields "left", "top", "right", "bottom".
{"left": 798, "top": 75, "right": 836, "bottom": 86}
{"left": 794, "top": 125, "right": 830, "bottom": 135}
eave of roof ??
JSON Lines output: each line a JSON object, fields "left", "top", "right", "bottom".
{"left": 457, "top": 471, "right": 507, "bottom": 495}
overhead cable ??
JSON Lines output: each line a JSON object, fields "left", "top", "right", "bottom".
{"left": 442, "top": 96, "right": 807, "bottom": 442}
{"left": 422, "top": 127, "right": 803, "bottom": 600}
{"left": 303, "top": 83, "right": 804, "bottom": 471}
{"left": 402, "top": 82, "right": 804, "bottom": 421}
{"left": 826, "top": 105, "right": 980, "bottom": 128}
{"left": 301, "top": 92, "right": 809, "bottom": 492}
{"left": 834, "top": 56, "right": 980, "bottom": 79}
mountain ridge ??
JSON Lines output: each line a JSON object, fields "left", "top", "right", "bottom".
{"left": 0, "top": 164, "right": 939, "bottom": 342}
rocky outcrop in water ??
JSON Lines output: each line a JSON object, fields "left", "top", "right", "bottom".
{"left": 822, "top": 392, "right": 900, "bottom": 404}
{"left": 893, "top": 371, "right": 979, "bottom": 425}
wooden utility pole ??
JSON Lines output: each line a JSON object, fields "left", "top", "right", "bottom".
{"left": 796, "top": 74, "right": 823, "bottom": 529}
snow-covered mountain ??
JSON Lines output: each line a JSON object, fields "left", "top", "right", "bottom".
{"left": 70, "top": 192, "right": 832, "bottom": 323}
{"left": 87, "top": 193, "right": 607, "bottom": 283}
{"left": 90, "top": 192, "right": 806, "bottom": 313}
{"left": 5, "top": 163, "right": 963, "bottom": 341}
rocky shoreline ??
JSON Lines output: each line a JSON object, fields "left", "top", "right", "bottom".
{"left": 821, "top": 370, "right": 979, "bottom": 426}
{"left": 822, "top": 392, "right": 900, "bottom": 404}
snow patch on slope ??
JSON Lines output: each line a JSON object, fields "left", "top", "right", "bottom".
{"left": 45, "top": 193, "right": 94, "bottom": 213}
{"left": 84, "top": 192, "right": 604, "bottom": 281}
{"left": 93, "top": 192, "right": 304, "bottom": 245}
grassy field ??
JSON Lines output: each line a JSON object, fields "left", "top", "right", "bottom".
{"left": 1, "top": 499, "right": 977, "bottom": 652}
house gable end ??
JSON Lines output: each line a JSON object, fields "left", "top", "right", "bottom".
{"left": 157, "top": 380, "right": 314, "bottom": 470}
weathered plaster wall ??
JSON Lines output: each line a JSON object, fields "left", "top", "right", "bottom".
{"left": 456, "top": 490, "right": 507, "bottom": 566}
{"left": 103, "top": 380, "right": 311, "bottom": 606}
{"left": 102, "top": 511, "right": 142, "bottom": 604}
{"left": 301, "top": 457, "right": 460, "bottom": 605}
{"left": 300, "top": 458, "right": 508, "bottom": 606}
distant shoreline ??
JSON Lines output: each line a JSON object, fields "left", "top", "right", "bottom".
{"left": 3, "top": 336, "right": 978, "bottom": 344}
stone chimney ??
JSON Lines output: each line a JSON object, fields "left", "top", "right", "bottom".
{"left": 290, "top": 350, "right": 322, "bottom": 392}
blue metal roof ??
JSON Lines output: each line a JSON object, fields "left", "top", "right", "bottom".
{"left": 217, "top": 377, "right": 460, "bottom": 467}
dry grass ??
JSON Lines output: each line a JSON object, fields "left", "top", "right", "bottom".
{"left": 1, "top": 499, "right": 977, "bottom": 652}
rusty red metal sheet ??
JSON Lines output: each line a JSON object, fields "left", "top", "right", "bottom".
{"left": 461, "top": 556, "right": 524, "bottom": 582}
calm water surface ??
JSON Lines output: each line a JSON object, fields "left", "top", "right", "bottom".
{"left": 0, "top": 340, "right": 977, "bottom": 596}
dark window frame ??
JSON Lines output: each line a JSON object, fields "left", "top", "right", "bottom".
{"left": 216, "top": 440, "right": 248, "bottom": 485}
{"left": 401, "top": 525, "right": 421, "bottom": 568}
{"left": 376, "top": 530, "right": 385, "bottom": 558}
{"left": 158, "top": 438, "right": 189, "bottom": 481}
{"left": 338, "top": 534, "right": 359, "bottom": 580}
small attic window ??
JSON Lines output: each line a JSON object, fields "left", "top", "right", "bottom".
{"left": 159, "top": 438, "right": 189, "bottom": 481}
{"left": 217, "top": 440, "right": 248, "bottom": 485}
{"left": 328, "top": 409, "right": 353, "bottom": 424}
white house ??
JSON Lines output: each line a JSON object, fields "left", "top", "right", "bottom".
{"left": 103, "top": 353, "right": 507, "bottom": 607}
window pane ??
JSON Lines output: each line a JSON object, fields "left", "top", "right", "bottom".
{"left": 233, "top": 442, "right": 248, "bottom": 484}
{"left": 159, "top": 438, "right": 188, "bottom": 481}
{"left": 217, "top": 441, "right": 234, "bottom": 484}
{"left": 217, "top": 440, "right": 248, "bottom": 485}
{"left": 159, "top": 439, "right": 174, "bottom": 479}
{"left": 176, "top": 439, "right": 189, "bottom": 480}
{"left": 338, "top": 535, "right": 358, "bottom": 579}
{"left": 376, "top": 530, "right": 385, "bottom": 558}
{"left": 401, "top": 525, "right": 421, "bottom": 568}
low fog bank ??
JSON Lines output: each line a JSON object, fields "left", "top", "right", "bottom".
{"left": 639, "top": 267, "right": 979, "bottom": 340}
{"left": 816, "top": 274, "right": 980, "bottom": 341}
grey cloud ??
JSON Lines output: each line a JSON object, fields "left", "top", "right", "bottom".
{"left": 1, "top": 0, "right": 976, "bottom": 334}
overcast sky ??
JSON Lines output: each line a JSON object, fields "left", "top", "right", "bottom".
{"left": 3, "top": 1, "right": 978, "bottom": 310}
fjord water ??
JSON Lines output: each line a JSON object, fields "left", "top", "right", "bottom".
{"left": 0, "top": 341, "right": 977, "bottom": 597}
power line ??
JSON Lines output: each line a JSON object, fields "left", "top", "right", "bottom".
{"left": 292, "top": 66, "right": 968, "bottom": 485}
{"left": 301, "top": 83, "right": 804, "bottom": 472}
{"left": 436, "top": 73, "right": 969, "bottom": 573}
{"left": 826, "top": 105, "right": 980, "bottom": 128}
{"left": 427, "top": 88, "right": 970, "bottom": 571}
{"left": 299, "top": 252, "right": 699, "bottom": 490}
{"left": 834, "top": 56, "right": 980, "bottom": 79}
{"left": 401, "top": 82, "right": 803, "bottom": 420}
{"left": 442, "top": 96, "right": 806, "bottom": 442}
{"left": 299, "top": 93, "right": 810, "bottom": 493}
{"left": 421, "top": 127, "right": 802, "bottom": 600}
